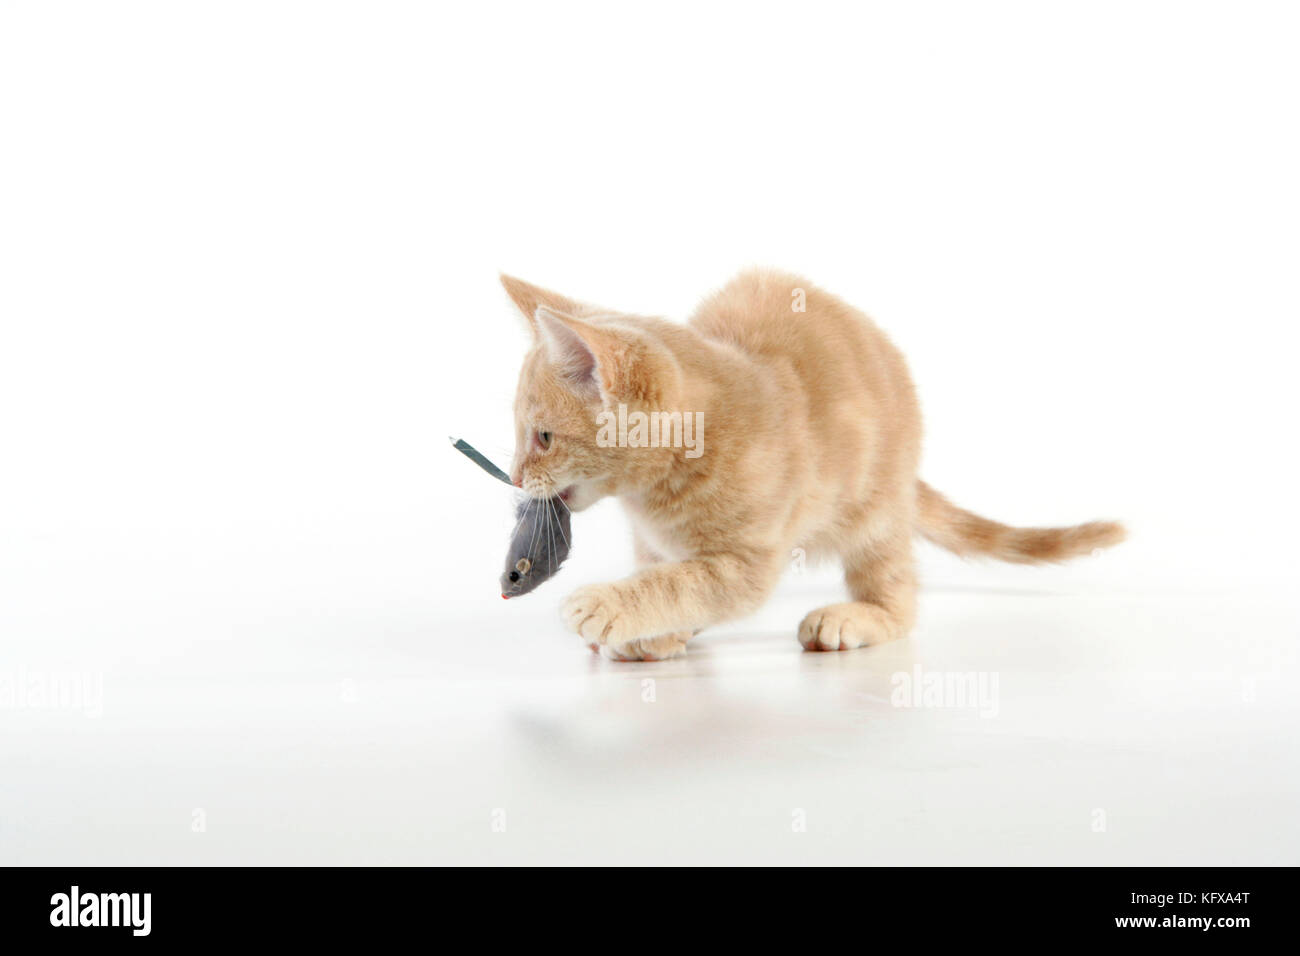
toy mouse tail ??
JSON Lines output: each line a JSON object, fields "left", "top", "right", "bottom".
{"left": 915, "top": 480, "right": 1125, "bottom": 564}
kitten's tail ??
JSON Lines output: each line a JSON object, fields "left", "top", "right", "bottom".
{"left": 915, "top": 480, "right": 1125, "bottom": 564}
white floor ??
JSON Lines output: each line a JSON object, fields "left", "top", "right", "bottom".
{"left": 3, "top": 520, "right": 1296, "bottom": 865}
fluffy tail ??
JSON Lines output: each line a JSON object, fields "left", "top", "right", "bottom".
{"left": 916, "top": 480, "right": 1125, "bottom": 564}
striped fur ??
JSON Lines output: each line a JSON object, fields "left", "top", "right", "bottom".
{"left": 916, "top": 481, "right": 1125, "bottom": 564}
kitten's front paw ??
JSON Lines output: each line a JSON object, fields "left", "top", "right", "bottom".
{"left": 598, "top": 632, "right": 690, "bottom": 662}
{"left": 562, "top": 583, "right": 633, "bottom": 648}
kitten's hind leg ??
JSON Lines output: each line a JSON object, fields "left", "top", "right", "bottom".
{"left": 799, "top": 537, "right": 916, "bottom": 651}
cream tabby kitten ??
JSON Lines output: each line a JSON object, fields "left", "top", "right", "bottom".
{"left": 502, "top": 269, "right": 1124, "bottom": 661}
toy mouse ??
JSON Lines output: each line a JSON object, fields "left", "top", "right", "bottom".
{"left": 450, "top": 437, "right": 572, "bottom": 598}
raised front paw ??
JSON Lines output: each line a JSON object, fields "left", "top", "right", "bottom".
{"left": 562, "top": 583, "right": 633, "bottom": 648}
{"left": 598, "top": 632, "right": 691, "bottom": 662}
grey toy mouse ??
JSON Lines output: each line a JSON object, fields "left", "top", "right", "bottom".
{"left": 450, "top": 438, "right": 572, "bottom": 599}
{"left": 499, "top": 494, "right": 571, "bottom": 598}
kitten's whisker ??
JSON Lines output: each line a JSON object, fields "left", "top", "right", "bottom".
{"left": 549, "top": 496, "right": 569, "bottom": 548}
{"left": 508, "top": 494, "right": 530, "bottom": 539}
{"left": 545, "top": 496, "right": 555, "bottom": 571}
{"left": 525, "top": 497, "right": 542, "bottom": 561}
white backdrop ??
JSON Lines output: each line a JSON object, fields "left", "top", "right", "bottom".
{"left": 2, "top": 2, "right": 1297, "bottom": 864}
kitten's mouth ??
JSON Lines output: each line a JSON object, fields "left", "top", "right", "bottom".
{"left": 558, "top": 486, "right": 574, "bottom": 503}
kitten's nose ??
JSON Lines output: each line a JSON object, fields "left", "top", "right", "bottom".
{"left": 511, "top": 471, "right": 523, "bottom": 488}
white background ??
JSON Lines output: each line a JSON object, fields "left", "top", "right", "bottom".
{"left": 1, "top": 1, "right": 1297, "bottom": 864}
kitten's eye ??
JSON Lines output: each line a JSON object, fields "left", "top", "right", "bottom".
{"left": 535, "top": 429, "right": 552, "bottom": 451}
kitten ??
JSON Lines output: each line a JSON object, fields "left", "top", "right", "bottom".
{"left": 501, "top": 269, "right": 1124, "bottom": 661}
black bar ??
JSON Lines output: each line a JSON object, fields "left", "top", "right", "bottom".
{"left": 0, "top": 866, "right": 1286, "bottom": 944}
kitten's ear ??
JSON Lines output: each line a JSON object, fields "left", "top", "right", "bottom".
{"left": 499, "top": 274, "right": 587, "bottom": 336}
{"left": 535, "top": 306, "right": 626, "bottom": 398}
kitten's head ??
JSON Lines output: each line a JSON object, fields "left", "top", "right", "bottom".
{"left": 500, "top": 275, "right": 681, "bottom": 511}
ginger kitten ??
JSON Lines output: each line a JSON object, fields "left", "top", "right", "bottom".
{"left": 501, "top": 269, "right": 1124, "bottom": 661}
